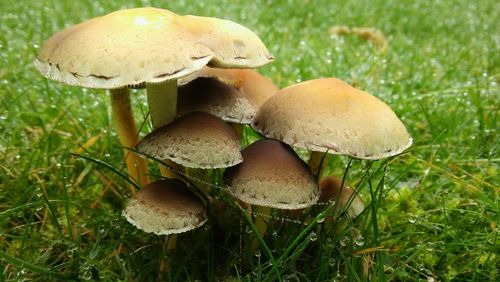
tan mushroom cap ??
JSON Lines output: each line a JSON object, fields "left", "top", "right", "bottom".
{"left": 136, "top": 111, "right": 242, "bottom": 169}
{"left": 34, "top": 7, "right": 273, "bottom": 89}
{"left": 123, "top": 179, "right": 207, "bottom": 235}
{"left": 224, "top": 139, "right": 319, "bottom": 209}
{"left": 319, "top": 176, "right": 364, "bottom": 218}
{"left": 252, "top": 78, "right": 412, "bottom": 159}
{"left": 178, "top": 68, "right": 279, "bottom": 123}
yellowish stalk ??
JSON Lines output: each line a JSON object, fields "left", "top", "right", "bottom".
{"left": 110, "top": 88, "right": 149, "bottom": 187}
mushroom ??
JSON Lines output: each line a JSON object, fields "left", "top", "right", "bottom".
{"left": 35, "top": 7, "right": 273, "bottom": 181}
{"left": 252, "top": 78, "right": 412, "bottom": 176}
{"left": 177, "top": 67, "right": 279, "bottom": 137}
{"left": 136, "top": 111, "right": 242, "bottom": 169}
{"left": 319, "top": 176, "right": 364, "bottom": 219}
{"left": 123, "top": 179, "right": 207, "bottom": 235}
{"left": 224, "top": 139, "right": 319, "bottom": 247}
{"left": 224, "top": 139, "right": 318, "bottom": 209}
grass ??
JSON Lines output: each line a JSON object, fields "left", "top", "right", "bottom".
{"left": 0, "top": 0, "right": 498, "bottom": 280}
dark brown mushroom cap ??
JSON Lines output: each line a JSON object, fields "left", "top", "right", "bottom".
{"left": 136, "top": 111, "right": 242, "bottom": 168}
{"left": 252, "top": 78, "right": 412, "bottom": 159}
{"left": 224, "top": 139, "right": 319, "bottom": 209}
{"left": 319, "top": 176, "right": 364, "bottom": 218}
{"left": 123, "top": 179, "right": 207, "bottom": 235}
{"left": 178, "top": 68, "right": 278, "bottom": 123}
{"left": 34, "top": 7, "right": 272, "bottom": 89}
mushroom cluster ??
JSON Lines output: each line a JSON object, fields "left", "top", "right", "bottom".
{"left": 35, "top": 6, "right": 411, "bottom": 260}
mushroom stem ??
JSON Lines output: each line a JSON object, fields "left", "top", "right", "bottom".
{"left": 145, "top": 80, "right": 184, "bottom": 179}
{"left": 252, "top": 205, "right": 272, "bottom": 251}
{"left": 308, "top": 151, "right": 328, "bottom": 178}
{"left": 110, "top": 88, "right": 150, "bottom": 187}
{"left": 146, "top": 80, "right": 178, "bottom": 129}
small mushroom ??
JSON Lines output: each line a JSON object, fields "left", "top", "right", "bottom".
{"left": 252, "top": 78, "right": 412, "bottom": 175}
{"left": 319, "top": 176, "right": 364, "bottom": 219}
{"left": 178, "top": 67, "right": 279, "bottom": 136}
{"left": 136, "top": 111, "right": 243, "bottom": 169}
{"left": 224, "top": 139, "right": 319, "bottom": 250}
{"left": 123, "top": 179, "right": 207, "bottom": 235}
{"left": 224, "top": 139, "right": 319, "bottom": 209}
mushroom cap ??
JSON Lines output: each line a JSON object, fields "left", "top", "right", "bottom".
{"left": 123, "top": 179, "right": 207, "bottom": 235}
{"left": 319, "top": 176, "right": 364, "bottom": 218}
{"left": 224, "top": 139, "right": 319, "bottom": 209}
{"left": 34, "top": 7, "right": 273, "bottom": 89}
{"left": 252, "top": 78, "right": 412, "bottom": 159}
{"left": 136, "top": 111, "right": 242, "bottom": 169}
{"left": 178, "top": 68, "right": 279, "bottom": 123}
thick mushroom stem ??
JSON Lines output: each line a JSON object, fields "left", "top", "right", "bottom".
{"left": 145, "top": 80, "right": 184, "bottom": 179}
{"left": 146, "top": 80, "right": 178, "bottom": 129}
{"left": 110, "top": 88, "right": 150, "bottom": 187}
{"left": 308, "top": 151, "right": 328, "bottom": 178}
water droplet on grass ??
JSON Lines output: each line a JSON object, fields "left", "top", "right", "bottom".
{"left": 355, "top": 234, "right": 365, "bottom": 246}
{"left": 245, "top": 225, "right": 252, "bottom": 234}
{"left": 309, "top": 232, "right": 318, "bottom": 241}
{"left": 254, "top": 249, "right": 261, "bottom": 258}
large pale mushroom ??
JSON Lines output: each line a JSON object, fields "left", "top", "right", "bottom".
{"left": 35, "top": 7, "right": 273, "bottom": 182}
{"left": 252, "top": 78, "right": 412, "bottom": 176}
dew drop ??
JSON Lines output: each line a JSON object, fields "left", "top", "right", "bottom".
{"left": 245, "top": 225, "right": 252, "bottom": 234}
{"left": 355, "top": 234, "right": 365, "bottom": 246}
{"left": 340, "top": 236, "right": 350, "bottom": 247}
{"left": 309, "top": 232, "right": 318, "bottom": 241}
{"left": 254, "top": 249, "right": 261, "bottom": 258}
